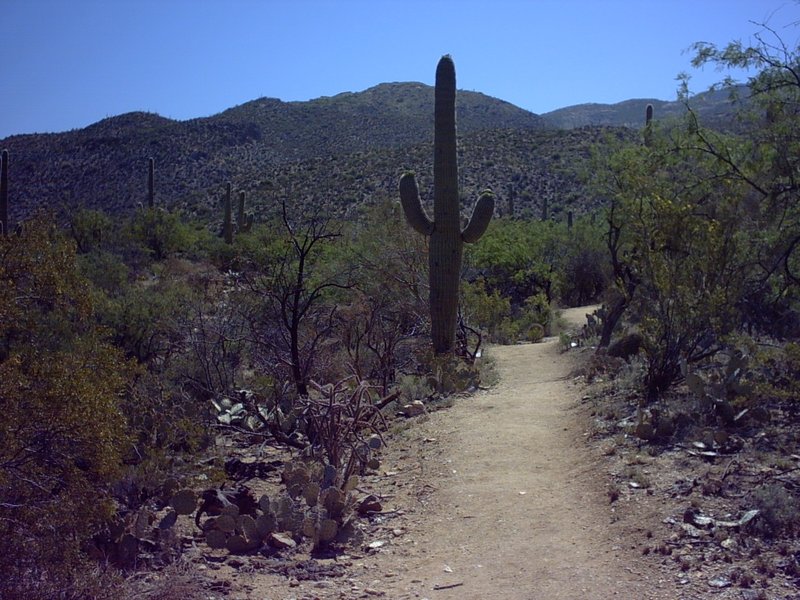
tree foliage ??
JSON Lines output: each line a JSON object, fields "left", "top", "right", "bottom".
{"left": 596, "top": 21, "right": 800, "bottom": 400}
{"left": 0, "top": 217, "right": 133, "bottom": 595}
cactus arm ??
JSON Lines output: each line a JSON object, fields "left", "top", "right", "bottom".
{"left": 399, "top": 172, "right": 434, "bottom": 236}
{"left": 461, "top": 190, "right": 495, "bottom": 243}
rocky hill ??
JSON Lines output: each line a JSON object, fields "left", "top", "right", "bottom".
{"left": 540, "top": 86, "right": 744, "bottom": 129}
{"left": 1, "top": 82, "right": 735, "bottom": 226}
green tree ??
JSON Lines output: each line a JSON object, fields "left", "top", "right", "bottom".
{"left": 592, "top": 26, "right": 800, "bottom": 399}
{"left": 242, "top": 203, "right": 351, "bottom": 397}
{"left": 687, "top": 23, "right": 800, "bottom": 337}
{"left": 0, "top": 216, "right": 133, "bottom": 597}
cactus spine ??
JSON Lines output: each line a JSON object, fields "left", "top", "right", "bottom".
{"left": 147, "top": 157, "right": 155, "bottom": 208}
{"left": 399, "top": 56, "right": 494, "bottom": 354}
{"left": 1, "top": 150, "right": 8, "bottom": 236}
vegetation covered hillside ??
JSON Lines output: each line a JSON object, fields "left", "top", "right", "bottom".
{"left": 540, "top": 85, "right": 745, "bottom": 129}
{"left": 0, "top": 82, "right": 544, "bottom": 223}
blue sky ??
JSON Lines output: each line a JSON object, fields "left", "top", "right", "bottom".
{"left": 3, "top": 0, "right": 799, "bottom": 139}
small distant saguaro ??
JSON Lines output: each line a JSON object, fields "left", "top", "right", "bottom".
{"left": 1, "top": 150, "right": 8, "bottom": 235}
{"left": 147, "top": 157, "right": 155, "bottom": 208}
{"left": 644, "top": 104, "right": 654, "bottom": 147}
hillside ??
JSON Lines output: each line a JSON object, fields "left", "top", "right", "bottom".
{"left": 1, "top": 82, "right": 549, "bottom": 224}
{"left": 540, "top": 86, "right": 745, "bottom": 129}
{"left": 0, "top": 83, "right": 739, "bottom": 226}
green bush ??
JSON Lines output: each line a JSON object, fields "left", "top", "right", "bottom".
{"left": 0, "top": 217, "right": 134, "bottom": 597}
{"left": 124, "top": 207, "right": 193, "bottom": 263}
{"left": 751, "top": 484, "right": 800, "bottom": 538}
{"left": 461, "top": 279, "right": 512, "bottom": 341}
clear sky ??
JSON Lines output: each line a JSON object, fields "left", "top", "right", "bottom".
{"left": 3, "top": 0, "right": 799, "bottom": 139}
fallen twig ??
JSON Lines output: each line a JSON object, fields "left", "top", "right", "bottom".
{"left": 433, "top": 582, "right": 464, "bottom": 590}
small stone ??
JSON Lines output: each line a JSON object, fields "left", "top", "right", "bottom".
{"left": 708, "top": 576, "right": 732, "bottom": 588}
{"left": 358, "top": 495, "right": 383, "bottom": 515}
{"left": 401, "top": 401, "right": 426, "bottom": 417}
{"left": 267, "top": 532, "right": 296, "bottom": 549}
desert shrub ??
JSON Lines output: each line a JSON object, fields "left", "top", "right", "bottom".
{"left": 395, "top": 373, "right": 435, "bottom": 401}
{"left": 70, "top": 207, "right": 114, "bottom": 254}
{"left": 461, "top": 279, "right": 512, "bottom": 341}
{"left": 123, "top": 207, "right": 193, "bottom": 264}
{"left": 98, "top": 278, "right": 192, "bottom": 364}
{"left": 751, "top": 483, "right": 800, "bottom": 538}
{"left": 751, "top": 342, "right": 800, "bottom": 409}
{"left": 465, "top": 218, "right": 559, "bottom": 306}
{"left": 591, "top": 24, "right": 800, "bottom": 401}
{"left": 0, "top": 216, "right": 134, "bottom": 597}
{"left": 557, "top": 218, "right": 609, "bottom": 306}
{"left": 77, "top": 249, "right": 131, "bottom": 294}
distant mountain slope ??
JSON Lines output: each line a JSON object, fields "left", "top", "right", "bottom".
{"left": 540, "top": 86, "right": 745, "bottom": 129}
{"left": 0, "top": 82, "right": 740, "bottom": 226}
{"left": 0, "top": 83, "right": 543, "bottom": 222}
{"left": 232, "top": 125, "right": 634, "bottom": 226}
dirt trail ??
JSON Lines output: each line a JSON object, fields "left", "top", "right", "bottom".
{"left": 354, "top": 306, "right": 663, "bottom": 599}
{"left": 235, "top": 307, "right": 676, "bottom": 599}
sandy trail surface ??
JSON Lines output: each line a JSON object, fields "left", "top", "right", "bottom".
{"left": 231, "top": 307, "right": 677, "bottom": 599}
{"left": 353, "top": 306, "right": 660, "bottom": 599}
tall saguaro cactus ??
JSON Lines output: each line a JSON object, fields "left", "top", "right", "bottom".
{"left": 1, "top": 150, "right": 8, "bottom": 236}
{"left": 399, "top": 55, "right": 495, "bottom": 354}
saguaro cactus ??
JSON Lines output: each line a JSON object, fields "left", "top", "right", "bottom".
{"left": 237, "top": 191, "right": 254, "bottom": 234}
{"left": 1, "top": 150, "right": 8, "bottom": 236}
{"left": 644, "top": 104, "right": 654, "bottom": 147}
{"left": 399, "top": 55, "right": 495, "bottom": 354}
{"left": 147, "top": 157, "right": 155, "bottom": 208}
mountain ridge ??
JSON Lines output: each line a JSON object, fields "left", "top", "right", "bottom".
{"left": 0, "top": 82, "right": 735, "bottom": 225}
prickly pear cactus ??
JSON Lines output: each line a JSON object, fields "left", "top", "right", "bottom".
{"left": 399, "top": 55, "right": 494, "bottom": 354}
